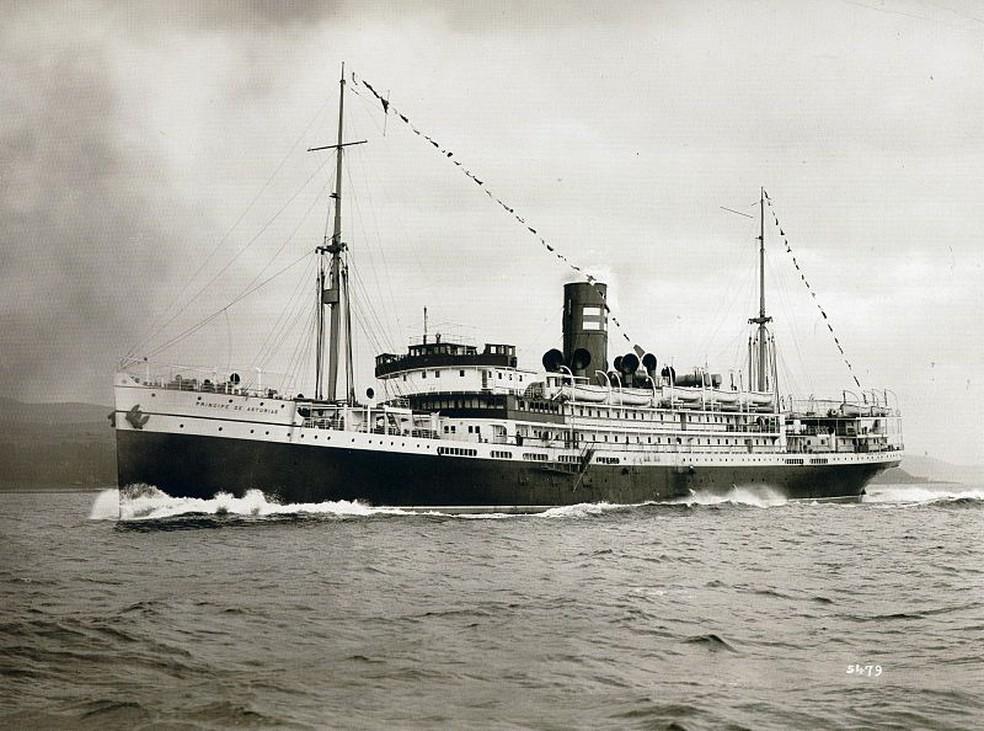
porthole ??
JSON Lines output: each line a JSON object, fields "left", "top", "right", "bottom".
{"left": 218, "top": 427, "right": 222, "bottom": 432}
{"left": 179, "top": 424, "right": 184, "bottom": 428}
{"left": 250, "top": 429, "right": 254, "bottom": 434}
{"left": 151, "top": 393, "right": 156, "bottom": 398}
{"left": 265, "top": 431, "right": 269, "bottom": 435}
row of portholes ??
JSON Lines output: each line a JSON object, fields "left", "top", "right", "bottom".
{"left": 177, "top": 423, "right": 441, "bottom": 452}
{"left": 178, "top": 424, "right": 273, "bottom": 437}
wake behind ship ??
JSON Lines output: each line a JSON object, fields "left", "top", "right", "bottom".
{"left": 113, "top": 67, "right": 903, "bottom": 508}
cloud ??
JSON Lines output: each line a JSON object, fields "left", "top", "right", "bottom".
{"left": 0, "top": 6, "right": 183, "bottom": 401}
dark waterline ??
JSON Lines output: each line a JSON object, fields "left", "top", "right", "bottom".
{"left": 1, "top": 485, "right": 982, "bottom": 729}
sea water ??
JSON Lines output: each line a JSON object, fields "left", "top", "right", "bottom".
{"left": 1, "top": 484, "right": 982, "bottom": 729}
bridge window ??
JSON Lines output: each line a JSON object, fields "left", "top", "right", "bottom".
{"left": 459, "top": 370, "right": 465, "bottom": 377}
{"left": 434, "top": 370, "right": 441, "bottom": 378}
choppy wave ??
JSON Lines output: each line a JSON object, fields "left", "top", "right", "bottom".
{"left": 11, "top": 488, "right": 984, "bottom": 729}
{"left": 684, "top": 633, "right": 738, "bottom": 652}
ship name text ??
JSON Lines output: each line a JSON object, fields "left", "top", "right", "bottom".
{"left": 194, "top": 400, "right": 280, "bottom": 415}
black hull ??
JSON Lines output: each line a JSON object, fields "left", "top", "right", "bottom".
{"left": 116, "top": 431, "right": 894, "bottom": 507}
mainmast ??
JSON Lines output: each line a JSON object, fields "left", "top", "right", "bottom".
{"left": 311, "top": 62, "right": 365, "bottom": 403}
{"left": 748, "top": 186, "right": 773, "bottom": 393}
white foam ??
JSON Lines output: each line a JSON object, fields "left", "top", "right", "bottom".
{"left": 537, "top": 501, "right": 627, "bottom": 519}
{"left": 91, "top": 486, "right": 411, "bottom": 521}
{"left": 90, "top": 484, "right": 800, "bottom": 523}
{"left": 89, "top": 489, "right": 121, "bottom": 520}
{"left": 862, "top": 485, "right": 984, "bottom": 505}
{"left": 673, "top": 485, "right": 788, "bottom": 508}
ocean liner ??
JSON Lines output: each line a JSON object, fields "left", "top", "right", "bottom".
{"left": 114, "top": 69, "right": 903, "bottom": 508}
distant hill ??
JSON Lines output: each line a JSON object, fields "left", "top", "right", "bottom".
{"left": 0, "top": 397, "right": 115, "bottom": 489}
{"left": 896, "top": 454, "right": 984, "bottom": 485}
{"left": 868, "top": 466, "right": 927, "bottom": 484}
{"left": 0, "top": 396, "right": 113, "bottom": 426}
{"left": 869, "top": 455, "right": 984, "bottom": 485}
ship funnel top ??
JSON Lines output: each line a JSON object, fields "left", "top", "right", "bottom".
{"left": 562, "top": 282, "right": 608, "bottom": 377}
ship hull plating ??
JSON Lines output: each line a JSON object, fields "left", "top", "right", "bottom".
{"left": 116, "top": 430, "right": 893, "bottom": 507}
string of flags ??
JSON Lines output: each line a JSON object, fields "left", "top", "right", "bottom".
{"left": 763, "top": 190, "right": 863, "bottom": 390}
{"left": 354, "top": 72, "right": 639, "bottom": 350}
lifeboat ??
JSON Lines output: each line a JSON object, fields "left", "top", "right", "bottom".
{"left": 570, "top": 384, "right": 608, "bottom": 402}
{"left": 748, "top": 392, "right": 774, "bottom": 406}
{"left": 709, "top": 390, "right": 739, "bottom": 404}
{"left": 664, "top": 387, "right": 702, "bottom": 402}
{"left": 615, "top": 388, "right": 652, "bottom": 406}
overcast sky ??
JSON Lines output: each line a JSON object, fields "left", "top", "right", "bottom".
{"left": 3, "top": 0, "right": 983, "bottom": 464}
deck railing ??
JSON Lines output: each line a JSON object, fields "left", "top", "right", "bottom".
{"left": 120, "top": 361, "right": 295, "bottom": 400}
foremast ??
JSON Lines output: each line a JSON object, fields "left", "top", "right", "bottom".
{"left": 312, "top": 63, "right": 362, "bottom": 404}
{"left": 748, "top": 186, "right": 778, "bottom": 404}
